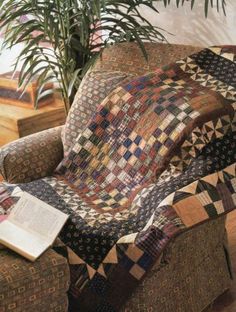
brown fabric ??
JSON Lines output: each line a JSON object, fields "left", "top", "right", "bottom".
{"left": 0, "top": 247, "right": 70, "bottom": 312}
{"left": 122, "top": 216, "right": 231, "bottom": 312}
{"left": 0, "top": 126, "right": 63, "bottom": 183}
{"left": 93, "top": 42, "right": 202, "bottom": 76}
{"left": 62, "top": 71, "right": 133, "bottom": 156}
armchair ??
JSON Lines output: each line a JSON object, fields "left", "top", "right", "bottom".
{"left": 0, "top": 42, "right": 234, "bottom": 312}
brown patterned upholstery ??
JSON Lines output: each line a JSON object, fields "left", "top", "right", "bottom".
{"left": 61, "top": 71, "right": 133, "bottom": 156}
{"left": 93, "top": 42, "right": 201, "bottom": 76}
{"left": 0, "top": 126, "right": 63, "bottom": 183}
{"left": 0, "top": 247, "right": 70, "bottom": 312}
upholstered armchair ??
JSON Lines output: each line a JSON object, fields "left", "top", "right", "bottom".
{"left": 0, "top": 43, "right": 233, "bottom": 312}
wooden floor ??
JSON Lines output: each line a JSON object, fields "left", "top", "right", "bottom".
{"left": 207, "top": 210, "right": 236, "bottom": 312}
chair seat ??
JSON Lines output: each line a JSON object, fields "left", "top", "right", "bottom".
{"left": 0, "top": 247, "right": 70, "bottom": 312}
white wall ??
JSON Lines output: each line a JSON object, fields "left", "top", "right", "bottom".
{"left": 0, "top": 40, "right": 24, "bottom": 74}
{"left": 141, "top": 0, "right": 236, "bottom": 46}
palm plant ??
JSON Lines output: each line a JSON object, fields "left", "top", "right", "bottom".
{"left": 0, "top": 0, "right": 226, "bottom": 114}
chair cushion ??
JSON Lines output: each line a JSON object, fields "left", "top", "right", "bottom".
{"left": 61, "top": 71, "right": 133, "bottom": 155}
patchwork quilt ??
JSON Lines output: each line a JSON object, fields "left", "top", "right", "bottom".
{"left": 1, "top": 46, "right": 236, "bottom": 311}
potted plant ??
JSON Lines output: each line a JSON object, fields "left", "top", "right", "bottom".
{"left": 0, "top": 0, "right": 226, "bottom": 114}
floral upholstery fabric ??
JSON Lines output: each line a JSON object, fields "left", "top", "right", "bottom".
{"left": 0, "top": 46, "right": 236, "bottom": 312}
{"left": 61, "top": 71, "right": 133, "bottom": 156}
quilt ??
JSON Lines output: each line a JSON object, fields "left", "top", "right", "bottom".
{"left": 1, "top": 46, "right": 236, "bottom": 311}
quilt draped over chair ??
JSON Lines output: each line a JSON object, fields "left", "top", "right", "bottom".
{"left": 0, "top": 46, "right": 236, "bottom": 311}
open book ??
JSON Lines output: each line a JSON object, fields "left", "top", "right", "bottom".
{"left": 0, "top": 192, "right": 68, "bottom": 261}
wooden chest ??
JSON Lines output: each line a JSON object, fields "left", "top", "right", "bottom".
{"left": 0, "top": 71, "right": 54, "bottom": 109}
{"left": 0, "top": 100, "right": 66, "bottom": 146}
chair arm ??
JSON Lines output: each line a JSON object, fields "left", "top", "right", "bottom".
{"left": 0, "top": 126, "right": 64, "bottom": 183}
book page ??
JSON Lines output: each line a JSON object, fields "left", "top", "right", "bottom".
{"left": 0, "top": 220, "right": 49, "bottom": 260}
{"left": 9, "top": 192, "right": 68, "bottom": 244}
